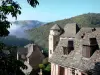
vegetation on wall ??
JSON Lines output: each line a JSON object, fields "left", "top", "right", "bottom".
{"left": 39, "top": 57, "right": 51, "bottom": 75}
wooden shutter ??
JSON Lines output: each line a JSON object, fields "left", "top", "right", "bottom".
{"left": 82, "top": 45, "right": 91, "bottom": 58}
{"left": 59, "top": 66, "right": 65, "bottom": 75}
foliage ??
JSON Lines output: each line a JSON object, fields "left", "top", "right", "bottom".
{"left": 86, "top": 62, "right": 100, "bottom": 75}
{"left": 0, "top": 43, "right": 6, "bottom": 50}
{"left": 41, "top": 47, "right": 48, "bottom": 57}
{"left": 0, "top": 53, "right": 27, "bottom": 75}
{"left": 0, "top": 43, "right": 27, "bottom": 75}
{"left": 39, "top": 64, "right": 45, "bottom": 69}
{"left": 42, "top": 57, "right": 48, "bottom": 65}
{"left": 0, "top": 0, "right": 39, "bottom": 37}
{"left": 27, "top": 13, "right": 100, "bottom": 50}
{"left": 38, "top": 57, "right": 51, "bottom": 75}
{"left": 0, "top": 0, "right": 39, "bottom": 75}
{"left": 0, "top": 0, "right": 21, "bottom": 36}
{"left": 0, "top": 35, "right": 34, "bottom": 47}
{"left": 45, "top": 64, "right": 51, "bottom": 72}
{"left": 27, "top": 0, "right": 39, "bottom": 7}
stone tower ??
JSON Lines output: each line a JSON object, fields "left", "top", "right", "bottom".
{"left": 49, "top": 24, "right": 63, "bottom": 58}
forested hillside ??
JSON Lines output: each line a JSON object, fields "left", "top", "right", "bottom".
{"left": 27, "top": 13, "right": 100, "bottom": 50}
{"left": 0, "top": 35, "right": 33, "bottom": 47}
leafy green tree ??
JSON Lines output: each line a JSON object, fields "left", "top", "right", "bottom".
{"left": 42, "top": 57, "right": 48, "bottom": 65}
{"left": 45, "top": 64, "right": 51, "bottom": 72}
{"left": 0, "top": 52, "right": 27, "bottom": 75}
{"left": 0, "top": 0, "right": 39, "bottom": 75}
{"left": 39, "top": 64, "right": 45, "bottom": 69}
{"left": 38, "top": 58, "right": 51, "bottom": 75}
{"left": 27, "top": 0, "right": 39, "bottom": 7}
{"left": 0, "top": 43, "right": 27, "bottom": 75}
{"left": 0, "top": 0, "right": 39, "bottom": 37}
{"left": 0, "top": 0, "right": 21, "bottom": 36}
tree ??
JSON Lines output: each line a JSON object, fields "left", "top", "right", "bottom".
{"left": 27, "top": 0, "right": 39, "bottom": 7}
{"left": 0, "top": 0, "right": 39, "bottom": 37}
{"left": 0, "top": 43, "right": 28, "bottom": 75}
{"left": 0, "top": 0, "right": 39, "bottom": 75}
{"left": 38, "top": 58, "right": 51, "bottom": 75}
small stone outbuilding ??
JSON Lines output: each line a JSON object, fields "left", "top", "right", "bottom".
{"left": 17, "top": 43, "right": 44, "bottom": 75}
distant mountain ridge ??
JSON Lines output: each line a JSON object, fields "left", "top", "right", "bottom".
{"left": 12, "top": 20, "right": 45, "bottom": 28}
{"left": 26, "top": 13, "right": 100, "bottom": 49}
{"left": 0, "top": 20, "right": 45, "bottom": 47}
{"left": 9, "top": 20, "right": 45, "bottom": 38}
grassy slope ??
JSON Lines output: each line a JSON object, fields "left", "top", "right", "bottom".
{"left": 27, "top": 13, "right": 100, "bottom": 50}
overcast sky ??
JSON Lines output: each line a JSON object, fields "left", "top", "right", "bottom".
{"left": 8, "top": 0, "right": 100, "bottom": 22}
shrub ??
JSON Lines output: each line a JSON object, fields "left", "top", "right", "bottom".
{"left": 39, "top": 64, "right": 45, "bottom": 69}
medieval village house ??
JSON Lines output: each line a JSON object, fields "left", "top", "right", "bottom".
{"left": 17, "top": 43, "right": 44, "bottom": 75}
{"left": 49, "top": 23, "right": 100, "bottom": 75}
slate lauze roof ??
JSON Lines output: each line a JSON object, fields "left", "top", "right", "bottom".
{"left": 49, "top": 23, "right": 100, "bottom": 73}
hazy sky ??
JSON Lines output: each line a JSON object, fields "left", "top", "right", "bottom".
{"left": 8, "top": 0, "right": 100, "bottom": 22}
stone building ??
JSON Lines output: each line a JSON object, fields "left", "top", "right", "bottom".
{"left": 17, "top": 43, "right": 44, "bottom": 75}
{"left": 49, "top": 23, "right": 100, "bottom": 75}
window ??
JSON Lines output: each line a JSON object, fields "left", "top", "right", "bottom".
{"left": 63, "top": 40, "right": 74, "bottom": 55}
{"left": 82, "top": 45, "right": 91, "bottom": 58}
{"left": 68, "top": 40, "right": 74, "bottom": 53}
{"left": 90, "top": 38, "right": 97, "bottom": 45}
{"left": 72, "top": 68, "right": 75, "bottom": 75}
{"left": 90, "top": 38, "right": 99, "bottom": 57}
{"left": 50, "top": 50, "right": 52, "bottom": 54}
{"left": 82, "top": 38, "right": 99, "bottom": 58}
{"left": 59, "top": 66, "right": 65, "bottom": 75}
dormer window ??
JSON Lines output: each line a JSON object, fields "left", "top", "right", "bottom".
{"left": 90, "top": 38, "right": 99, "bottom": 55}
{"left": 63, "top": 40, "right": 74, "bottom": 55}
{"left": 68, "top": 40, "right": 74, "bottom": 50}
{"left": 90, "top": 38, "right": 97, "bottom": 45}
{"left": 82, "top": 38, "right": 99, "bottom": 58}
{"left": 82, "top": 45, "right": 91, "bottom": 58}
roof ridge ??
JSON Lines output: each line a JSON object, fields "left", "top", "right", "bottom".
{"left": 50, "top": 24, "right": 61, "bottom": 30}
